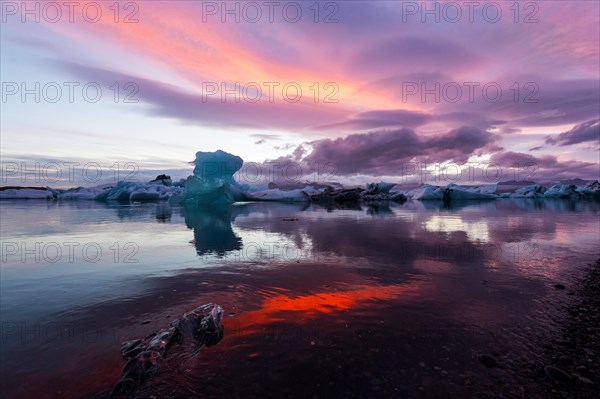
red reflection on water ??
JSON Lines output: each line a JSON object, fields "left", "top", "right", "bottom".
{"left": 223, "top": 283, "right": 422, "bottom": 340}
{"left": 5, "top": 283, "right": 424, "bottom": 399}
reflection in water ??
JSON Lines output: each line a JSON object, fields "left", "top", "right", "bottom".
{"left": 155, "top": 202, "right": 172, "bottom": 222}
{"left": 365, "top": 203, "right": 394, "bottom": 216}
{"left": 425, "top": 215, "right": 490, "bottom": 242}
{"left": 184, "top": 205, "right": 242, "bottom": 257}
{"left": 0, "top": 198, "right": 598, "bottom": 399}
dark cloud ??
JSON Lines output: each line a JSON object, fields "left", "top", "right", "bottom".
{"left": 489, "top": 151, "right": 598, "bottom": 181}
{"left": 490, "top": 151, "right": 558, "bottom": 169}
{"left": 436, "top": 78, "right": 599, "bottom": 129}
{"left": 317, "top": 109, "right": 504, "bottom": 132}
{"left": 361, "top": 75, "right": 599, "bottom": 131}
{"left": 298, "top": 126, "right": 497, "bottom": 175}
{"left": 545, "top": 119, "right": 600, "bottom": 146}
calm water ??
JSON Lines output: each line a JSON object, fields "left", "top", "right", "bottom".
{"left": 1, "top": 199, "right": 599, "bottom": 398}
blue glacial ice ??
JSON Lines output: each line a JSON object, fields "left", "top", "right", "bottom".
{"left": 183, "top": 150, "right": 245, "bottom": 205}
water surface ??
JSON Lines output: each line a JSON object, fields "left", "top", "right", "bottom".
{"left": 1, "top": 199, "right": 599, "bottom": 398}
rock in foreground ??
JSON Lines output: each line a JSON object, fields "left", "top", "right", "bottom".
{"left": 110, "top": 303, "right": 224, "bottom": 398}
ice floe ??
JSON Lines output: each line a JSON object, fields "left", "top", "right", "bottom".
{"left": 0, "top": 188, "right": 54, "bottom": 199}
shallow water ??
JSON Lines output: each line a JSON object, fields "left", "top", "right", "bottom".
{"left": 1, "top": 199, "right": 599, "bottom": 398}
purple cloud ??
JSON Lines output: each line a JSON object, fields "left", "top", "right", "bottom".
{"left": 317, "top": 109, "right": 504, "bottom": 132}
{"left": 351, "top": 36, "right": 485, "bottom": 77}
{"left": 296, "top": 126, "right": 497, "bottom": 175}
{"left": 56, "top": 62, "right": 350, "bottom": 132}
{"left": 490, "top": 151, "right": 598, "bottom": 181}
{"left": 545, "top": 119, "right": 600, "bottom": 146}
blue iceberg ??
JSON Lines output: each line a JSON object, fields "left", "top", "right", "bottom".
{"left": 183, "top": 150, "right": 244, "bottom": 205}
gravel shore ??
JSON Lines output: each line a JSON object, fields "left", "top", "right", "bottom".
{"left": 537, "top": 259, "right": 600, "bottom": 398}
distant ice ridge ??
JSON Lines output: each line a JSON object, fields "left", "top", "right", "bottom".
{"left": 402, "top": 183, "right": 498, "bottom": 201}
{"left": 0, "top": 188, "right": 54, "bottom": 199}
{"left": 94, "top": 181, "right": 184, "bottom": 202}
{"left": 497, "top": 181, "right": 600, "bottom": 199}
{"left": 0, "top": 176, "right": 184, "bottom": 202}
{"left": 1, "top": 150, "right": 599, "bottom": 203}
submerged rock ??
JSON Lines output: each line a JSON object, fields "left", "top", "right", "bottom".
{"left": 110, "top": 303, "right": 224, "bottom": 398}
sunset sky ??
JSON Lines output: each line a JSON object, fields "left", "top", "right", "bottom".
{"left": 1, "top": 0, "right": 599, "bottom": 185}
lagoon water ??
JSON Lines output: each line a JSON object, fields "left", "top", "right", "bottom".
{"left": 1, "top": 199, "right": 599, "bottom": 398}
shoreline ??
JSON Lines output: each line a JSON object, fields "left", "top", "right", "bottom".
{"left": 538, "top": 259, "right": 600, "bottom": 398}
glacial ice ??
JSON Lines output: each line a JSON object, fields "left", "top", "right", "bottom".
{"left": 403, "top": 184, "right": 497, "bottom": 201}
{"left": 243, "top": 188, "right": 312, "bottom": 202}
{"left": 365, "top": 182, "right": 396, "bottom": 194}
{"left": 404, "top": 184, "right": 445, "bottom": 200}
{"left": 509, "top": 184, "right": 547, "bottom": 198}
{"left": 1, "top": 150, "right": 598, "bottom": 204}
{"left": 94, "top": 181, "right": 184, "bottom": 202}
{"left": 183, "top": 150, "right": 244, "bottom": 205}
{"left": 543, "top": 184, "right": 579, "bottom": 198}
{"left": 0, "top": 188, "right": 54, "bottom": 199}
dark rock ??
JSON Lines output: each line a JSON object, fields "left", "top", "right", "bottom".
{"left": 478, "top": 354, "right": 498, "bottom": 368}
{"left": 110, "top": 303, "right": 224, "bottom": 398}
{"left": 544, "top": 365, "right": 574, "bottom": 384}
{"left": 120, "top": 339, "right": 143, "bottom": 359}
{"left": 151, "top": 174, "right": 171, "bottom": 181}
{"left": 122, "top": 350, "right": 161, "bottom": 381}
{"left": 150, "top": 174, "right": 173, "bottom": 186}
{"left": 554, "top": 284, "right": 566, "bottom": 290}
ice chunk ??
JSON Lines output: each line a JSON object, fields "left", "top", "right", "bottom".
{"left": 404, "top": 184, "right": 496, "bottom": 200}
{"left": 300, "top": 185, "right": 328, "bottom": 197}
{"left": 0, "top": 188, "right": 54, "bottom": 199}
{"left": 576, "top": 180, "right": 600, "bottom": 198}
{"left": 93, "top": 181, "right": 183, "bottom": 202}
{"left": 543, "top": 184, "right": 579, "bottom": 198}
{"left": 184, "top": 150, "right": 243, "bottom": 205}
{"left": 465, "top": 183, "right": 497, "bottom": 195}
{"left": 243, "top": 188, "right": 311, "bottom": 202}
{"left": 365, "top": 182, "right": 396, "bottom": 194}
{"left": 58, "top": 184, "right": 112, "bottom": 200}
{"left": 510, "top": 184, "right": 547, "bottom": 198}
{"left": 447, "top": 187, "right": 496, "bottom": 200}
{"left": 405, "top": 184, "right": 445, "bottom": 200}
